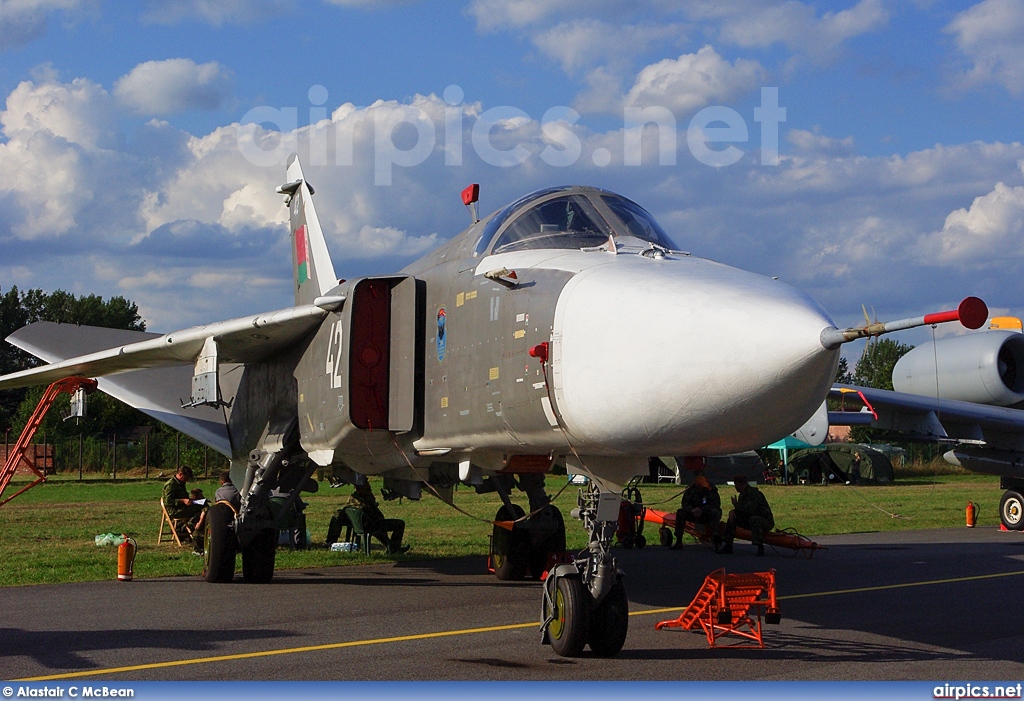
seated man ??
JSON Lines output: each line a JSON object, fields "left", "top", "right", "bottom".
{"left": 162, "top": 466, "right": 208, "bottom": 554}
{"left": 214, "top": 470, "right": 241, "bottom": 510}
{"left": 342, "top": 483, "right": 407, "bottom": 554}
{"left": 721, "top": 474, "right": 775, "bottom": 556}
{"left": 672, "top": 470, "right": 722, "bottom": 549}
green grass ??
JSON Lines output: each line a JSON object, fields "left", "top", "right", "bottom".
{"left": 0, "top": 473, "right": 1003, "bottom": 586}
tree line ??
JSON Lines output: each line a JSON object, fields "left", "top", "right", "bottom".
{"left": 0, "top": 287, "right": 225, "bottom": 476}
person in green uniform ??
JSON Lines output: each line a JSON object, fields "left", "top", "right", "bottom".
{"left": 720, "top": 474, "right": 774, "bottom": 556}
{"left": 341, "top": 483, "right": 407, "bottom": 554}
{"left": 671, "top": 471, "right": 722, "bottom": 550}
{"left": 162, "top": 466, "right": 208, "bottom": 553}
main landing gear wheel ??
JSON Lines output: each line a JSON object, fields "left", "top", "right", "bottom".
{"left": 241, "top": 528, "right": 277, "bottom": 583}
{"left": 1000, "top": 490, "right": 1024, "bottom": 531}
{"left": 492, "top": 504, "right": 528, "bottom": 580}
{"left": 204, "top": 502, "right": 237, "bottom": 583}
{"left": 588, "top": 579, "right": 629, "bottom": 657}
{"left": 528, "top": 505, "right": 566, "bottom": 580}
{"left": 544, "top": 576, "right": 589, "bottom": 657}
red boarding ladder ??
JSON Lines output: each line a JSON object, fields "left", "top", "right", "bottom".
{"left": 0, "top": 376, "right": 96, "bottom": 507}
{"left": 655, "top": 567, "right": 780, "bottom": 648}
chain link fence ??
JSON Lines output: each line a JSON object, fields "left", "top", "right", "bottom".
{"left": 5, "top": 430, "right": 230, "bottom": 481}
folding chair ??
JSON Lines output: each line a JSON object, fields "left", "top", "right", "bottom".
{"left": 157, "top": 499, "right": 189, "bottom": 546}
{"left": 343, "top": 507, "right": 390, "bottom": 554}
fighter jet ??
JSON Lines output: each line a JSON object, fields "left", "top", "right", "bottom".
{"left": 831, "top": 317, "right": 1024, "bottom": 531}
{"left": 0, "top": 155, "right": 984, "bottom": 657}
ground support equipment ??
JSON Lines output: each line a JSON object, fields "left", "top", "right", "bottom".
{"left": 615, "top": 481, "right": 647, "bottom": 549}
{"left": 0, "top": 376, "right": 96, "bottom": 507}
{"left": 645, "top": 508, "right": 821, "bottom": 556}
{"left": 655, "top": 567, "right": 780, "bottom": 648}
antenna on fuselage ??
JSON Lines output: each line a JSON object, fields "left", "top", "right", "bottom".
{"left": 462, "top": 184, "right": 480, "bottom": 224}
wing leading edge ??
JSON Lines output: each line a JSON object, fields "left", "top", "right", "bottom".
{"left": 0, "top": 301, "right": 341, "bottom": 391}
{"left": 830, "top": 383, "right": 1024, "bottom": 449}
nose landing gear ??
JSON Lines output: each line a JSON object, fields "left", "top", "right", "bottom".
{"left": 540, "top": 483, "right": 629, "bottom": 657}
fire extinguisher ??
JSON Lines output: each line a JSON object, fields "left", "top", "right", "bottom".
{"left": 118, "top": 535, "right": 137, "bottom": 581}
{"left": 966, "top": 501, "right": 978, "bottom": 528}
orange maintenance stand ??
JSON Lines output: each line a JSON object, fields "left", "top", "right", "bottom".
{"left": 0, "top": 376, "right": 96, "bottom": 507}
{"left": 655, "top": 568, "right": 780, "bottom": 648}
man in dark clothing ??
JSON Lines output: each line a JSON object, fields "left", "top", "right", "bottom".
{"left": 849, "top": 452, "right": 862, "bottom": 485}
{"left": 721, "top": 474, "right": 775, "bottom": 556}
{"left": 162, "top": 466, "right": 208, "bottom": 553}
{"left": 214, "top": 470, "right": 241, "bottom": 510}
{"left": 672, "top": 471, "right": 722, "bottom": 549}
{"left": 337, "top": 484, "right": 407, "bottom": 554}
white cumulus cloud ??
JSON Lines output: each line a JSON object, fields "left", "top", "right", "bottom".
{"left": 0, "top": 0, "right": 83, "bottom": 50}
{"left": 945, "top": 0, "right": 1024, "bottom": 96}
{"left": 923, "top": 176, "right": 1024, "bottom": 263}
{"left": 624, "top": 46, "right": 765, "bottom": 115}
{"left": 4, "top": 72, "right": 1024, "bottom": 335}
{"left": 114, "top": 58, "right": 233, "bottom": 115}
{"left": 688, "top": 0, "right": 889, "bottom": 63}
{"left": 531, "top": 20, "right": 684, "bottom": 76}
{"left": 468, "top": 0, "right": 595, "bottom": 32}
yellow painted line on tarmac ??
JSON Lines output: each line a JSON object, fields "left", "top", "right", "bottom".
{"left": 15, "top": 622, "right": 539, "bottom": 682}
{"left": 629, "top": 568, "right": 1024, "bottom": 618}
{"left": 17, "top": 568, "right": 1024, "bottom": 682}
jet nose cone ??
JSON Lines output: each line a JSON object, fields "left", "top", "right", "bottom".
{"left": 551, "top": 258, "right": 838, "bottom": 455}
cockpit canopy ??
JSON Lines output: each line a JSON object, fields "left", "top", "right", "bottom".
{"left": 475, "top": 186, "right": 679, "bottom": 256}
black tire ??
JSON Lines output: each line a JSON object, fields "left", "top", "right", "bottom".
{"left": 204, "top": 503, "right": 237, "bottom": 583}
{"left": 588, "top": 578, "right": 629, "bottom": 657}
{"left": 634, "top": 534, "right": 646, "bottom": 549}
{"left": 1001, "top": 490, "right": 1024, "bottom": 531}
{"left": 528, "top": 505, "right": 566, "bottom": 580}
{"left": 492, "top": 504, "right": 528, "bottom": 580}
{"left": 659, "top": 526, "right": 673, "bottom": 547}
{"left": 241, "top": 528, "right": 277, "bottom": 584}
{"left": 545, "top": 576, "right": 589, "bottom": 657}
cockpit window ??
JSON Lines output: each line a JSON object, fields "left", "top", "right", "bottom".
{"left": 492, "top": 195, "right": 609, "bottom": 254}
{"left": 600, "top": 196, "right": 679, "bottom": 250}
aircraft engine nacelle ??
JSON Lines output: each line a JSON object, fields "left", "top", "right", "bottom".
{"left": 295, "top": 274, "right": 420, "bottom": 467}
{"left": 892, "top": 330, "right": 1024, "bottom": 407}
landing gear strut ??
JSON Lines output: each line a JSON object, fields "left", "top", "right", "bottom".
{"left": 204, "top": 419, "right": 315, "bottom": 585}
{"left": 541, "top": 483, "right": 628, "bottom": 657}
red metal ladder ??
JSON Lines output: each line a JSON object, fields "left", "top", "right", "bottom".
{"left": 0, "top": 376, "right": 96, "bottom": 507}
{"left": 656, "top": 567, "right": 780, "bottom": 648}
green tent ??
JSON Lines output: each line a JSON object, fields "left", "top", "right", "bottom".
{"left": 766, "top": 435, "right": 814, "bottom": 483}
{"left": 789, "top": 444, "right": 894, "bottom": 485}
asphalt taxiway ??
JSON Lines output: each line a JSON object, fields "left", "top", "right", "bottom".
{"left": 3, "top": 526, "right": 1024, "bottom": 681}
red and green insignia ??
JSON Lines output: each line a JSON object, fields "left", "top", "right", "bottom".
{"left": 295, "top": 224, "right": 310, "bottom": 284}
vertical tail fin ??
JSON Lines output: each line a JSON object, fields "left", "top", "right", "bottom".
{"left": 281, "top": 153, "right": 338, "bottom": 306}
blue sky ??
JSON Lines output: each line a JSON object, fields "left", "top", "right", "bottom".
{"left": 1, "top": 0, "right": 1023, "bottom": 356}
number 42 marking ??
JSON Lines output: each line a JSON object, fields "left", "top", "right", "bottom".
{"left": 325, "top": 321, "right": 343, "bottom": 389}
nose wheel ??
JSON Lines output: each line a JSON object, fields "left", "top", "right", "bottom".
{"left": 542, "top": 574, "right": 589, "bottom": 656}
{"left": 1001, "top": 490, "right": 1024, "bottom": 530}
